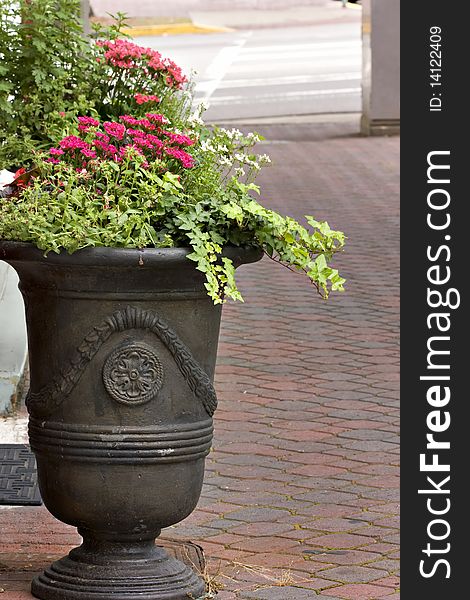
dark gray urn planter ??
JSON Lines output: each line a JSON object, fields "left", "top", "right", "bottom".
{"left": 0, "top": 241, "right": 262, "bottom": 600}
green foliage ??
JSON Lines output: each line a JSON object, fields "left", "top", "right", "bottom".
{"left": 0, "top": 4, "right": 190, "bottom": 169}
{"left": 0, "top": 4, "right": 345, "bottom": 303}
{"left": 0, "top": 113, "right": 346, "bottom": 302}
{"left": 0, "top": 0, "right": 95, "bottom": 168}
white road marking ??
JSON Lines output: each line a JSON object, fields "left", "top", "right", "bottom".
{"left": 238, "top": 41, "right": 361, "bottom": 53}
{"left": 236, "top": 49, "right": 361, "bottom": 62}
{"left": 200, "top": 33, "right": 252, "bottom": 106}
{"left": 187, "top": 30, "right": 361, "bottom": 116}
{"left": 207, "top": 87, "right": 361, "bottom": 105}
{"left": 196, "top": 72, "right": 359, "bottom": 92}
{"left": 221, "top": 59, "right": 361, "bottom": 75}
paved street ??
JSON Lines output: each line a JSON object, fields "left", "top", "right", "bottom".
{"left": 0, "top": 116, "right": 399, "bottom": 599}
{"left": 140, "top": 20, "right": 361, "bottom": 121}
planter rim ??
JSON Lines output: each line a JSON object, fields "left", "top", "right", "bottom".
{"left": 0, "top": 240, "right": 263, "bottom": 268}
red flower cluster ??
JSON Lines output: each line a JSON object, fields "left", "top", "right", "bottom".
{"left": 13, "top": 167, "right": 28, "bottom": 188}
{"left": 135, "top": 93, "right": 160, "bottom": 105}
{"left": 96, "top": 39, "right": 187, "bottom": 88}
{"left": 48, "top": 116, "right": 195, "bottom": 171}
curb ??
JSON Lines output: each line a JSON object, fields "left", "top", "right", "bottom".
{"left": 123, "top": 22, "right": 233, "bottom": 37}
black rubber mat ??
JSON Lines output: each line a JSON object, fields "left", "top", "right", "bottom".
{"left": 0, "top": 444, "right": 42, "bottom": 505}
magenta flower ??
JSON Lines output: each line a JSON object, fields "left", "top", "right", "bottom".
{"left": 95, "top": 132, "right": 111, "bottom": 142}
{"left": 164, "top": 147, "right": 194, "bottom": 168}
{"left": 145, "top": 113, "right": 169, "bottom": 124}
{"left": 48, "top": 114, "right": 196, "bottom": 177}
{"left": 81, "top": 148, "right": 97, "bottom": 159}
{"left": 59, "top": 135, "right": 89, "bottom": 151}
{"left": 127, "top": 128, "right": 146, "bottom": 138}
{"left": 164, "top": 132, "right": 195, "bottom": 146}
{"left": 78, "top": 116, "right": 100, "bottom": 127}
{"left": 145, "top": 134, "right": 164, "bottom": 150}
{"left": 119, "top": 116, "right": 155, "bottom": 130}
{"left": 103, "top": 122, "right": 126, "bottom": 140}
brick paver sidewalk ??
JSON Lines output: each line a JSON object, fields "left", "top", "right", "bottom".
{"left": 0, "top": 118, "right": 399, "bottom": 599}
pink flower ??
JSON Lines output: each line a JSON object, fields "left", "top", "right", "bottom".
{"left": 147, "top": 55, "right": 164, "bottom": 71}
{"left": 94, "top": 132, "right": 110, "bottom": 142}
{"left": 145, "top": 134, "right": 164, "bottom": 150}
{"left": 78, "top": 116, "right": 100, "bottom": 127}
{"left": 97, "top": 39, "right": 147, "bottom": 69}
{"left": 103, "top": 121, "right": 126, "bottom": 140}
{"left": 163, "top": 59, "right": 187, "bottom": 87}
{"left": 119, "top": 115, "right": 156, "bottom": 130}
{"left": 134, "top": 137, "right": 154, "bottom": 150}
{"left": 77, "top": 116, "right": 100, "bottom": 132}
{"left": 59, "top": 112, "right": 66, "bottom": 118}
{"left": 102, "top": 144, "right": 119, "bottom": 160}
{"left": 50, "top": 147, "right": 64, "bottom": 156}
{"left": 46, "top": 158, "right": 60, "bottom": 164}
{"left": 96, "top": 38, "right": 187, "bottom": 92}
{"left": 145, "top": 113, "right": 169, "bottom": 124}
{"left": 93, "top": 137, "right": 119, "bottom": 158}
{"left": 59, "top": 135, "right": 88, "bottom": 151}
{"left": 164, "top": 146, "right": 194, "bottom": 168}
{"left": 126, "top": 128, "right": 146, "bottom": 138}
{"left": 81, "top": 148, "right": 97, "bottom": 159}
{"left": 164, "top": 132, "right": 195, "bottom": 146}
{"left": 135, "top": 93, "right": 160, "bottom": 105}
{"left": 119, "top": 115, "right": 140, "bottom": 126}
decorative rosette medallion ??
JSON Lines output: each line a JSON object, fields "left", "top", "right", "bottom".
{"left": 102, "top": 342, "right": 164, "bottom": 405}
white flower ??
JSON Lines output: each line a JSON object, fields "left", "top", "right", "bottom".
{"left": 218, "top": 156, "right": 232, "bottom": 166}
{"left": 201, "top": 140, "right": 216, "bottom": 153}
{"left": 234, "top": 153, "right": 246, "bottom": 162}
{"left": 188, "top": 113, "right": 204, "bottom": 127}
{"left": 258, "top": 154, "right": 271, "bottom": 164}
{"left": 244, "top": 157, "right": 260, "bottom": 169}
{"left": 223, "top": 128, "right": 243, "bottom": 140}
{"left": 197, "top": 100, "right": 210, "bottom": 114}
{"left": 217, "top": 144, "right": 229, "bottom": 153}
{"left": 235, "top": 167, "right": 245, "bottom": 177}
{"left": 247, "top": 132, "right": 261, "bottom": 143}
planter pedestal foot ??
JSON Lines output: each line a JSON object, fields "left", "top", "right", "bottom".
{"left": 31, "top": 533, "right": 205, "bottom": 600}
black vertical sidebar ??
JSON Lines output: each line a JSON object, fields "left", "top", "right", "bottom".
{"left": 401, "top": 2, "right": 468, "bottom": 598}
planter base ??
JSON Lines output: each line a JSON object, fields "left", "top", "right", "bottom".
{"left": 31, "top": 537, "right": 205, "bottom": 600}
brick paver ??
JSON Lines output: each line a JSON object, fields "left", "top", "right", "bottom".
{"left": 0, "top": 119, "right": 399, "bottom": 599}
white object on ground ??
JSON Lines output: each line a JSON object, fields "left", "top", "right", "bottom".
{"left": 0, "top": 416, "right": 29, "bottom": 443}
{"left": 0, "top": 170, "right": 15, "bottom": 189}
